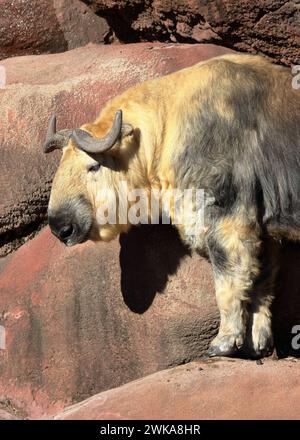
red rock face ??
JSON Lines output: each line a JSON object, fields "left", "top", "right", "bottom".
{"left": 0, "top": 0, "right": 111, "bottom": 61}
{"left": 0, "top": 409, "right": 19, "bottom": 420}
{"left": 53, "top": 358, "right": 300, "bottom": 420}
{"left": 86, "top": 0, "right": 300, "bottom": 65}
{"left": 0, "top": 225, "right": 299, "bottom": 419}
{"left": 0, "top": 42, "right": 233, "bottom": 256}
{"left": 1, "top": 1, "right": 299, "bottom": 65}
{"left": 0, "top": 226, "right": 217, "bottom": 418}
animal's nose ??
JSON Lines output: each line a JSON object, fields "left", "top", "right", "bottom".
{"left": 48, "top": 214, "right": 75, "bottom": 244}
{"left": 59, "top": 224, "right": 74, "bottom": 242}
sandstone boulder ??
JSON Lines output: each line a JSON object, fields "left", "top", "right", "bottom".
{"left": 86, "top": 0, "right": 300, "bottom": 65}
{"left": 0, "top": 225, "right": 218, "bottom": 419}
{"left": 0, "top": 224, "right": 299, "bottom": 419}
{"left": 0, "top": 0, "right": 111, "bottom": 61}
{"left": 0, "top": 408, "right": 20, "bottom": 420}
{"left": 54, "top": 358, "right": 300, "bottom": 420}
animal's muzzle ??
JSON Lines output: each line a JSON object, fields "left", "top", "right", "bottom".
{"left": 48, "top": 219, "right": 75, "bottom": 244}
{"left": 48, "top": 196, "right": 93, "bottom": 246}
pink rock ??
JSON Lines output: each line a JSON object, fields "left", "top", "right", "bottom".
{"left": 0, "top": 409, "right": 20, "bottom": 420}
{"left": 54, "top": 358, "right": 300, "bottom": 420}
{"left": 0, "top": 0, "right": 111, "bottom": 61}
{"left": 88, "top": 0, "right": 300, "bottom": 65}
{"left": 0, "top": 225, "right": 298, "bottom": 419}
{"left": 0, "top": 226, "right": 217, "bottom": 419}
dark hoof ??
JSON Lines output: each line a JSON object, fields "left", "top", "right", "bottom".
{"left": 206, "top": 333, "right": 244, "bottom": 358}
{"left": 247, "top": 345, "right": 274, "bottom": 359}
{"left": 245, "top": 330, "right": 274, "bottom": 359}
{"left": 206, "top": 344, "right": 238, "bottom": 358}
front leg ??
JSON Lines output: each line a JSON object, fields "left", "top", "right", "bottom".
{"left": 206, "top": 214, "right": 262, "bottom": 357}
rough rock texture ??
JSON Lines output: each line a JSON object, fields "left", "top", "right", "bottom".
{"left": 0, "top": 226, "right": 218, "bottom": 419}
{"left": 54, "top": 358, "right": 300, "bottom": 420}
{"left": 0, "top": 409, "right": 20, "bottom": 420}
{"left": 0, "top": 42, "right": 232, "bottom": 256}
{"left": 1, "top": 1, "right": 299, "bottom": 65}
{"left": 85, "top": 0, "right": 300, "bottom": 65}
{"left": 0, "top": 0, "right": 111, "bottom": 61}
{"left": 0, "top": 225, "right": 299, "bottom": 419}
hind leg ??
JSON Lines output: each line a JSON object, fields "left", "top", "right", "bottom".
{"left": 246, "top": 240, "right": 279, "bottom": 357}
{"left": 206, "top": 214, "right": 261, "bottom": 357}
{"left": 249, "top": 298, "right": 274, "bottom": 357}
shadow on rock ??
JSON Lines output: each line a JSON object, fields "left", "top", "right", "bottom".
{"left": 120, "top": 224, "right": 300, "bottom": 356}
{"left": 119, "top": 224, "right": 191, "bottom": 313}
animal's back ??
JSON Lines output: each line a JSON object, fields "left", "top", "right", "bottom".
{"left": 169, "top": 54, "right": 300, "bottom": 239}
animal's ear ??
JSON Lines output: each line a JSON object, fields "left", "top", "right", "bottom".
{"left": 121, "top": 123, "right": 134, "bottom": 138}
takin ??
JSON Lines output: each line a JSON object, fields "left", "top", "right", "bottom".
{"left": 44, "top": 53, "right": 300, "bottom": 359}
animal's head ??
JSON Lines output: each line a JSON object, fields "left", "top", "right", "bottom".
{"left": 44, "top": 110, "right": 135, "bottom": 246}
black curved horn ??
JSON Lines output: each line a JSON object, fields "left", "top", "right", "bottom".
{"left": 71, "top": 110, "right": 123, "bottom": 154}
{"left": 43, "top": 115, "right": 72, "bottom": 153}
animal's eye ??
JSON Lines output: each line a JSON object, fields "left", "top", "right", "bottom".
{"left": 88, "top": 163, "right": 101, "bottom": 173}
